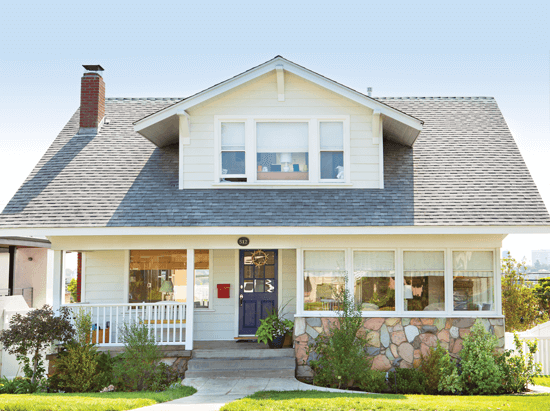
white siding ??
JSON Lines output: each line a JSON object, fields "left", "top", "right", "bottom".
{"left": 84, "top": 251, "right": 125, "bottom": 304}
{"left": 183, "top": 71, "right": 378, "bottom": 188}
{"left": 194, "top": 249, "right": 236, "bottom": 340}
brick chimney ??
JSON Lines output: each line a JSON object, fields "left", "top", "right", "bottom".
{"left": 80, "top": 65, "right": 105, "bottom": 133}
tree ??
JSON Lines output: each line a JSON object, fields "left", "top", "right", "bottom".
{"left": 0, "top": 305, "right": 74, "bottom": 383}
{"left": 68, "top": 278, "right": 78, "bottom": 302}
{"left": 534, "top": 277, "right": 550, "bottom": 315}
{"left": 502, "top": 253, "right": 548, "bottom": 332}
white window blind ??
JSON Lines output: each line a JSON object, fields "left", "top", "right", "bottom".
{"left": 354, "top": 251, "right": 395, "bottom": 278}
{"left": 320, "top": 122, "right": 343, "bottom": 150}
{"left": 304, "top": 250, "right": 346, "bottom": 276}
{"left": 453, "top": 251, "right": 493, "bottom": 277}
{"left": 221, "top": 122, "right": 245, "bottom": 150}
{"left": 256, "top": 122, "right": 308, "bottom": 152}
{"left": 404, "top": 251, "right": 445, "bottom": 277}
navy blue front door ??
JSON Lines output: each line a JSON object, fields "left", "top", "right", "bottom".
{"left": 239, "top": 250, "right": 278, "bottom": 335}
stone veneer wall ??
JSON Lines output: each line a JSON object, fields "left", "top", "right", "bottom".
{"left": 294, "top": 317, "right": 505, "bottom": 378}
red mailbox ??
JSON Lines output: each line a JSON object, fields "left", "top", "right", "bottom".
{"left": 217, "top": 283, "right": 230, "bottom": 299}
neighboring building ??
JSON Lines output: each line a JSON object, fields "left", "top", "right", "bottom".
{"left": 532, "top": 250, "right": 550, "bottom": 266}
{"left": 1, "top": 57, "right": 549, "bottom": 376}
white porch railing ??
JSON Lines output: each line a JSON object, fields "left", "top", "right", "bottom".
{"left": 62, "top": 302, "right": 187, "bottom": 347}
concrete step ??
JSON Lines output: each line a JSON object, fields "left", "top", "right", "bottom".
{"left": 184, "top": 368, "right": 295, "bottom": 379}
{"left": 193, "top": 348, "right": 294, "bottom": 359}
{"left": 187, "top": 357, "right": 295, "bottom": 371}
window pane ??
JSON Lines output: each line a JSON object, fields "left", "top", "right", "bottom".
{"left": 304, "top": 250, "right": 346, "bottom": 311}
{"left": 320, "top": 122, "right": 343, "bottom": 150}
{"left": 354, "top": 251, "right": 395, "bottom": 311}
{"left": 129, "top": 250, "right": 187, "bottom": 303}
{"left": 403, "top": 251, "right": 445, "bottom": 312}
{"left": 320, "top": 151, "right": 344, "bottom": 179}
{"left": 453, "top": 251, "right": 494, "bottom": 311}
{"left": 221, "top": 122, "right": 245, "bottom": 150}
{"left": 222, "top": 151, "right": 245, "bottom": 175}
{"left": 194, "top": 250, "right": 209, "bottom": 309}
{"left": 256, "top": 122, "right": 308, "bottom": 152}
{"left": 257, "top": 152, "right": 309, "bottom": 180}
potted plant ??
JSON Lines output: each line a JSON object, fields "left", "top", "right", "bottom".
{"left": 256, "top": 307, "right": 294, "bottom": 349}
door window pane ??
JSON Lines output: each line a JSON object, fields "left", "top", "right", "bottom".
{"left": 257, "top": 122, "right": 309, "bottom": 180}
{"left": 354, "top": 251, "right": 395, "bottom": 311}
{"left": 403, "top": 251, "right": 445, "bottom": 312}
{"left": 303, "top": 250, "right": 346, "bottom": 311}
{"left": 453, "top": 251, "right": 494, "bottom": 311}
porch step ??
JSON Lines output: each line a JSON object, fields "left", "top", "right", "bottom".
{"left": 185, "top": 348, "right": 295, "bottom": 379}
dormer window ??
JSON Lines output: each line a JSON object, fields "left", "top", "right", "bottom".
{"left": 215, "top": 115, "right": 350, "bottom": 186}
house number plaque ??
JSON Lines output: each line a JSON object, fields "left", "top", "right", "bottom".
{"left": 237, "top": 237, "right": 250, "bottom": 247}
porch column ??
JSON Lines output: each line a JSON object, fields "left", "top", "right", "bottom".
{"left": 185, "top": 249, "right": 194, "bottom": 350}
{"left": 52, "top": 250, "right": 64, "bottom": 311}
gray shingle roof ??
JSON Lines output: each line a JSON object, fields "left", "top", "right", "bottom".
{"left": 1, "top": 97, "right": 548, "bottom": 228}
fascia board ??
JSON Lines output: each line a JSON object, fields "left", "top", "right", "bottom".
{"left": 134, "top": 57, "right": 423, "bottom": 134}
{"left": 1, "top": 225, "right": 550, "bottom": 237}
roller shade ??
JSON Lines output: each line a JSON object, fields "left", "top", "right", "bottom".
{"left": 304, "top": 250, "right": 346, "bottom": 277}
{"left": 320, "top": 122, "right": 343, "bottom": 150}
{"left": 354, "top": 251, "right": 395, "bottom": 278}
{"left": 257, "top": 122, "right": 308, "bottom": 152}
{"left": 221, "top": 122, "right": 245, "bottom": 150}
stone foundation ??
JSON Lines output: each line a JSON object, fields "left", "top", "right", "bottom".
{"left": 294, "top": 317, "right": 505, "bottom": 378}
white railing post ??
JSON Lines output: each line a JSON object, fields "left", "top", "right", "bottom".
{"left": 186, "top": 249, "right": 195, "bottom": 350}
{"left": 52, "top": 250, "right": 64, "bottom": 312}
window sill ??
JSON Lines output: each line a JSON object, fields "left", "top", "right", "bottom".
{"left": 295, "top": 312, "right": 503, "bottom": 318}
{"left": 194, "top": 309, "right": 215, "bottom": 312}
{"left": 212, "top": 182, "right": 353, "bottom": 188}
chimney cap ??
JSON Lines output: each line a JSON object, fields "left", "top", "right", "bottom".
{"left": 83, "top": 64, "right": 104, "bottom": 72}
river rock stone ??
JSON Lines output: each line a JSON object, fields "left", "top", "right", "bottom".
{"left": 368, "top": 331, "right": 380, "bottom": 347}
{"left": 386, "top": 318, "right": 400, "bottom": 327}
{"left": 295, "top": 318, "right": 306, "bottom": 336}
{"left": 390, "top": 343, "right": 399, "bottom": 358}
{"left": 434, "top": 318, "right": 446, "bottom": 331}
{"left": 452, "top": 318, "right": 475, "bottom": 328}
{"left": 380, "top": 324, "right": 391, "bottom": 348}
{"left": 397, "top": 342, "right": 414, "bottom": 363}
{"left": 306, "top": 317, "right": 322, "bottom": 328}
{"left": 405, "top": 325, "right": 420, "bottom": 343}
{"left": 391, "top": 331, "right": 407, "bottom": 345}
{"left": 306, "top": 325, "right": 319, "bottom": 339}
{"left": 421, "top": 325, "right": 438, "bottom": 334}
{"left": 437, "top": 329, "right": 450, "bottom": 342}
{"left": 364, "top": 318, "right": 385, "bottom": 331}
{"left": 372, "top": 354, "right": 392, "bottom": 371}
{"left": 450, "top": 326, "right": 459, "bottom": 339}
{"left": 419, "top": 333, "right": 437, "bottom": 347}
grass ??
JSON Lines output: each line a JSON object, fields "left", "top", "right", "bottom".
{"left": 535, "top": 376, "right": 550, "bottom": 387}
{"left": 0, "top": 385, "right": 196, "bottom": 411}
{"left": 221, "top": 390, "right": 550, "bottom": 411}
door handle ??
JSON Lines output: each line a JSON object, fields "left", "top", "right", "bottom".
{"left": 239, "top": 294, "right": 243, "bottom": 307}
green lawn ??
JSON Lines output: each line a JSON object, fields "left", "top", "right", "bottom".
{"left": 221, "top": 390, "right": 550, "bottom": 411}
{"left": 0, "top": 385, "right": 196, "bottom": 411}
{"left": 535, "top": 376, "right": 550, "bottom": 387}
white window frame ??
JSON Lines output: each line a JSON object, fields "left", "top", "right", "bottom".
{"left": 217, "top": 119, "right": 248, "bottom": 180}
{"left": 296, "top": 247, "right": 501, "bottom": 318}
{"left": 194, "top": 249, "right": 215, "bottom": 312}
{"left": 214, "top": 115, "right": 351, "bottom": 186}
{"left": 318, "top": 120, "right": 347, "bottom": 182}
{"left": 450, "top": 249, "right": 498, "bottom": 315}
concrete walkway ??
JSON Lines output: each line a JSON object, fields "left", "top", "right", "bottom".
{"left": 133, "top": 376, "right": 368, "bottom": 411}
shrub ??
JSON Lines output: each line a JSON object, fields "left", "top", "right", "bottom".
{"left": 113, "top": 321, "right": 177, "bottom": 391}
{"left": 459, "top": 321, "right": 503, "bottom": 395}
{"left": 49, "top": 341, "right": 114, "bottom": 393}
{"left": 73, "top": 308, "right": 93, "bottom": 345}
{"left": 420, "top": 341, "right": 447, "bottom": 394}
{"left": 388, "top": 368, "right": 426, "bottom": 394}
{"left": 0, "top": 305, "right": 74, "bottom": 383}
{"left": 496, "top": 333, "right": 542, "bottom": 393}
{"left": 0, "top": 376, "right": 44, "bottom": 394}
{"left": 308, "top": 281, "right": 384, "bottom": 392}
{"left": 438, "top": 353, "right": 461, "bottom": 394}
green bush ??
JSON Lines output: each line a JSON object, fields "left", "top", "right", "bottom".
{"left": 308, "top": 281, "right": 384, "bottom": 392}
{"left": 113, "top": 321, "right": 178, "bottom": 391}
{"left": 49, "top": 341, "right": 114, "bottom": 393}
{"left": 438, "top": 352, "right": 461, "bottom": 394}
{"left": 459, "top": 321, "right": 503, "bottom": 395}
{"left": 420, "top": 341, "right": 447, "bottom": 394}
{"left": 496, "top": 333, "right": 542, "bottom": 393}
{"left": 388, "top": 368, "right": 426, "bottom": 394}
{"left": 0, "top": 376, "right": 45, "bottom": 394}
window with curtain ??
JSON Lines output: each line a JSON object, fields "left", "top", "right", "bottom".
{"left": 320, "top": 122, "right": 344, "bottom": 180}
{"left": 303, "top": 250, "right": 346, "bottom": 311}
{"left": 403, "top": 251, "right": 445, "bottom": 311}
{"left": 354, "top": 251, "right": 395, "bottom": 311}
{"left": 129, "top": 250, "right": 187, "bottom": 303}
{"left": 453, "top": 251, "right": 494, "bottom": 311}
{"left": 221, "top": 122, "right": 246, "bottom": 180}
{"left": 256, "top": 122, "right": 309, "bottom": 180}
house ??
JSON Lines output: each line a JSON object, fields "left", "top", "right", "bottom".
{"left": 1, "top": 56, "right": 549, "bottom": 377}
{"left": 0, "top": 236, "right": 52, "bottom": 377}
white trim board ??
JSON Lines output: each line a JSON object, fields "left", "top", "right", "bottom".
{"left": 1, "top": 225, "right": 549, "bottom": 237}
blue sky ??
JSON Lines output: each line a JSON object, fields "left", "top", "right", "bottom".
{"left": 1, "top": 1, "right": 549, "bottom": 261}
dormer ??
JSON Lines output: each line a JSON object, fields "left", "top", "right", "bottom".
{"left": 133, "top": 56, "right": 423, "bottom": 189}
